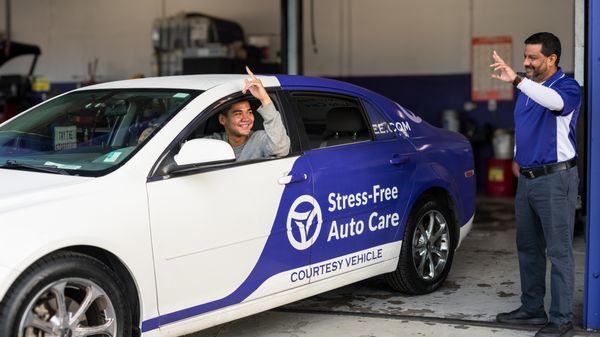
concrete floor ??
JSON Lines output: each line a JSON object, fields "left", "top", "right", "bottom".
{"left": 185, "top": 197, "right": 596, "bottom": 337}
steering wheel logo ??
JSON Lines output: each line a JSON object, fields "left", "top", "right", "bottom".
{"left": 287, "top": 195, "right": 322, "bottom": 250}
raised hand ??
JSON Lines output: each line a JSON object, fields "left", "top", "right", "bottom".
{"left": 242, "top": 66, "right": 272, "bottom": 106}
{"left": 490, "top": 50, "right": 517, "bottom": 83}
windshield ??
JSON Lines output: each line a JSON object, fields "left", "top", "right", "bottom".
{"left": 0, "top": 89, "right": 199, "bottom": 176}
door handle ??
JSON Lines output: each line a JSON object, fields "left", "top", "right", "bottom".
{"left": 278, "top": 173, "right": 308, "bottom": 185}
{"left": 390, "top": 155, "right": 409, "bottom": 166}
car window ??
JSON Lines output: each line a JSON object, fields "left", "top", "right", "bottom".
{"left": 189, "top": 97, "right": 265, "bottom": 139}
{"left": 0, "top": 89, "right": 199, "bottom": 176}
{"left": 183, "top": 93, "right": 291, "bottom": 162}
{"left": 362, "top": 99, "right": 396, "bottom": 140}
{"left": 290, "top": 93, "right": 372, "bottom": 150}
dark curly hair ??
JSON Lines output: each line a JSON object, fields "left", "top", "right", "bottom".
{"left": 524, "top": 32, "right": 561, "bottom": 67}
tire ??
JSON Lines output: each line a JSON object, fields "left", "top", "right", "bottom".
{"left": 385, "top": 197, "right": 455, "bottom": 295}
{"left": 0, "top": 251, "right": 132, "bottom": 337}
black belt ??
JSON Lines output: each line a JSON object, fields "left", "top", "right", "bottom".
{"left": 520, "top": 158, "right": 577, "bottom": 179}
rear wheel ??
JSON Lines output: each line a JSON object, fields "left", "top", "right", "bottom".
{"left": 386, "top": 197, "right": 455, "bottom": 294}
{"left": 0, "top": 252, "right": 131, "bottom": 337}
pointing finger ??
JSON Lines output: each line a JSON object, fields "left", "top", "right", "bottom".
{"left": 246, "top": 66, "right": 257, "bottom": 80}
{"left": 492, "top": 50, "right": 506, "bottom": 64}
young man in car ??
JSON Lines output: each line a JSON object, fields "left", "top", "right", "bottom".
{"left": 205, "top": 66, "right": 290, "bottom": 160}
{"left": 490, "top": 32, "right": 581, "bottom": 337}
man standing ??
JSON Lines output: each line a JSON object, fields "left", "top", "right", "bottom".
{"left": 491, "top": 32, "right": 581, "bottom": 337}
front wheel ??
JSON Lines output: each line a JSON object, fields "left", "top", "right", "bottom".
{"left": 385, "top": 197, "right": 455, "bottom": 294}
{"left": 0, "top": 252, "right": 132, "bottom": 337}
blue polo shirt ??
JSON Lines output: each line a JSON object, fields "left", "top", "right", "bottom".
{"left": 514, "top": 68, "right": 581, "bottom": 167}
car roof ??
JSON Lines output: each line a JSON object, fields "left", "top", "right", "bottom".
{"left": 76, "top": 74, "right": 373, "bottom": 96}
{"left": 78, "top": 74, "right": 280, "bottom": 91}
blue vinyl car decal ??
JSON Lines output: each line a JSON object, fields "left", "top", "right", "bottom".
{"left": 142, "top": 76, "right": 476, "bottom": 332}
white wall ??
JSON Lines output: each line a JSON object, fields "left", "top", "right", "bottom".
{"left": 0, "top": 0, "right": 574, "bottom": 82}
{"left": 303, "top": 0, "right": 575, "bottom": 76}
{"left": 0, "top": 0, "right": 280, "bottom": 82}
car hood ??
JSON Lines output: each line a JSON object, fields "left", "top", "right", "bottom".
{"left": 0, "top": 169, "right": 93, "bottom": 211}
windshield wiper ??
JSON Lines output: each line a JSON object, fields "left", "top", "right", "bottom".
{"left": 1, "top": 160, "right": 71, "bottom": 175}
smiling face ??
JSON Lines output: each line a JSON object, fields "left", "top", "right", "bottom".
{"left": 523, "top": 43, "right": 557, "bottom": 82}
{"left": 219, "top": 100, "right": 255, "bottom": 142}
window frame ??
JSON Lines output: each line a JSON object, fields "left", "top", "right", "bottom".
{"left": 360, "top": 98, "right": 398, "bottom": 141}
{"left": 148, "top": 89, "right": 298, "bottom": 181}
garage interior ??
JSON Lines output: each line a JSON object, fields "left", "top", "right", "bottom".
{"left": 0, "top": 0, "right": 598, "bottom": 336}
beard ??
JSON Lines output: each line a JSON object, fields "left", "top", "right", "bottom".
{"left": 524, "top": 66, "right": 535, "bottom": 79}
{"left": 525, "top": 65, "right": 545, "bottom": 81}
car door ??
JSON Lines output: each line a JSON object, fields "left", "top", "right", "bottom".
{"left": 287, "top": 91, "right": 418, "bottom": 283}
{"left": 145, "top": 90, "right": 315, "bottom": 328}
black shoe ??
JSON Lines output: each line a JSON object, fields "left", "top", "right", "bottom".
{"left": 534, "top": 321, "right": 574, "bottom": 337}
{"left": 496, "top": 307, "right": 548, "bottom": 325}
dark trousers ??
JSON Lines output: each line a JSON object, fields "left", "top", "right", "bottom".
{"left": 515, "top": 166, "right": 579, "bottom": 325}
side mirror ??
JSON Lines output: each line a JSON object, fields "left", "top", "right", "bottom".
{"left": 174, "top": 138, "right": 235, "bottom": 166}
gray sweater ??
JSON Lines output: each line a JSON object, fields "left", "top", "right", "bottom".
{"left": 206, "top": 103, "right": 291, "bottom": 161}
